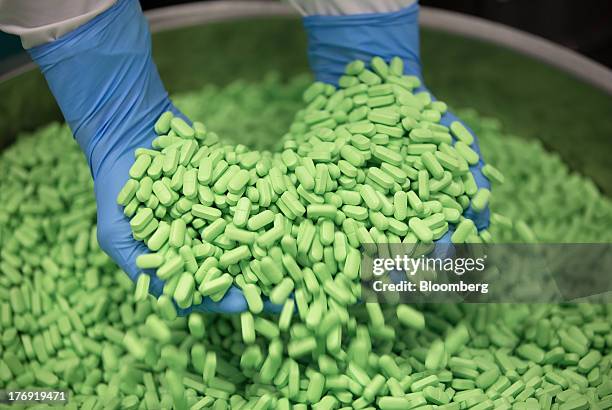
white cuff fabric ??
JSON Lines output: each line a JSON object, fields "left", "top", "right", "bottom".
{"left": 288, "top": 0, "right": 417, "bottom": 16}
{"left": 0, "top": 0, "right": 116, "bottom": 48}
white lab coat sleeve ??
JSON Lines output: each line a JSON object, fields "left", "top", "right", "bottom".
{"left": 0, "top": 0, "right": 116, "bottom": 48}
{"left": 288, "top": 0, "right": 417, "bottom": 16}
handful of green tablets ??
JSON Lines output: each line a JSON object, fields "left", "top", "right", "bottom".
{"left": 118, "top": 56, "right": 497, "bottom": 314}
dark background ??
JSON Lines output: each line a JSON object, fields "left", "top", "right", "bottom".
{"left": 420, "top": 0, "right": 612, "bottom": 68}
{"left": 1, "top": 0, "right": 612, "bottom": 68}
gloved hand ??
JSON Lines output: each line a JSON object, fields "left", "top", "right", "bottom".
{"left": 27, "top": 0, "right": 248, "bottom": 314}
{"left": 302, "top": 1, "right": 491, "bottom": 244}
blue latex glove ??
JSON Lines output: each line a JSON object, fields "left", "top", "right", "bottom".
{"left": 27, "top": 0, "right": 248, "bottom": 314}
{"left": 303, "top": 2, "right": 491, "bottom": 243}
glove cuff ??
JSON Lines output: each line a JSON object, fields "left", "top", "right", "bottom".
{"left": 28, "top": 0, "right": 173, "bottom": 178}
{"left": 303, "top": 2, "right": 421, "bottom": 85}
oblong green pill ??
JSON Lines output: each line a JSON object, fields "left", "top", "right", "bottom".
{"left": 247, "top": 210, "right": 275, "bottom": 231}
{"left": 213, "top": 165, "right": 240, "bottom": 194}
{"left": 130, "top": 208, "right": 154, "bottom": 232}
{"left": 408, "top": 217, "right": 433, "bottom": 243}
{"left": 199, "top": 273, "right": 233, "bottom": 297}
{"left": 170, "top": 117, "right": 194, "bottom": 139}
{"left": 260, "top": 256, "right": 283, "bottom": 284}
{"left": 241, "top": 312, "right": 256, "bottom": 344}
{"left": 129, "top": 154, "right": 152, "bottom": 180}
{"left": 421, "top": 151, "right": 444, "bottom": 179}
{"left": 191, "top": 204, "right": 222, "bottom": 221}
{"left": 233, "top": 197, "right": 252, "bottom": 228}
{"left": 147, "top": 221, "right": 171, "bottom": 251}
{"left": 117, "top": 179, "right": 139, "bottom": 206}
{"left": 136, "top": 253, "right": 164, "bottom": 269}
{"left": 162, "top": 148, "right": 179, "bottom": 175}
{"left": 269, "top": 278, "right": 295, "bottom": 305}
{"left": 307, "top": 204, "right": 337, "bottom": 219}
{"left": 181, "top": 168, "right": 197, "bottom": 199}
{"left": 173, "top": 273, "right": 195, "bottom": 309}
{"left": 152, "top": 180, "right": 173, "bottom": 207}
{"left": 278, "top": 300, "right": 295, "bottom": 332}
{"left": 371, "top": 145, "right": 402, "bottom": 166}
{"left": 418, "top": 169, "right": 430, "bottom": 201}
{"left": 443, "top": 207, "right": 461, "bottom": 223}
{"left": 516, "top": 343, "right": 545, "bottom": 364}
{"left": 225, "top": 225, "right": 257, "bottom": 245}
{"left": 393, "top": 191, "right": 408, "bottom": 221}
{"left": 282, "top": 254, "right": 303, "bottom": 283}
{"left": 451, "top": 219, "right": 476, "bottom": 244}
{"left": 156, "top": 254, "right": 183, "bottom": 280}
{"left": 145, "top": 314, "right": 172, "bottom": 343}
{"left": 169, "top": 218, "right": 186, "bottom": 248}
{"left": 343, "top": 247, "right": 361, "bottom": 279}
{"left": 157, "top": 295, "right": 177, "bottom": 321}
{"left": 281, "top": 191, "right": 306, "bottom": 218}
{"left": 134, "top": 274, "right": 150, "bottom": 302}
{"left": 379, "top": 397, "right": 411, "bottom": 410}
{"left": 202, "top": 351, "right": 216, "bottom": 382}
{"left": 482, "top": 164, "right": 505, "bottom": 185}
{"left": 340, "top": 145, "right": 365, "bottom": 167}
{"left": 243, "top": 284, "right": 263, "bottom": 314}
{"left": 228, "top": 169, "right": 250, "bottom": 194}
{"left": 136, "top": 176, "right": 153, "bottom": 202}
{"left": 155, "top": 111, "right": 173, "bottom": 134}
{"left": 368, "top": 167, "right": 394, "bottom": 189}
{"left": 471, "top": 188, "right": 491, "bottom": 212}
{"left": 359, "top": 69, "right": 382, "bottom": 85}
{"left": 476, "top": 368, "right": 500, "bottom": 390}
{"left": 397, "top": 305, "right": 425, "bottom": 330}
{"left": 455, "top": 141, "right": 480, "bottom": 165}
{"left": 342, "top": 205, "right": 368, "bottom": 221}
{"left": 288, "top": 337, "right": 317, "bottom": 358}
{"left": 295, "top": 166, "right": 315, "bottom": 190}
{"left": 256, "top": 226, "right": 284, "bottom": 249}
{"left": 198, "top": 157, "right": 213, "bottom": 185}
{"left": 435, "top": 150, "right": 460, "bottom": 172}
{"left": 187, "top": 314, "right": 205, "bottom": 338}
{"left": 201, "top": 219, "right": 226, "bottom": 243}
{"left": 306, "top": 372, "right": 325, "bottom": 404}
{"left": 450, "top": 121, "right": 474, "bottom": 145}
{"left": 319, "top": 220, "right": 335, "bottom": 246}
{"left": 407, "top": 190, "right": 423, "bottom": 214}
{"left": 425, "top": 339, "right": 446, "bottom": 370}
{"left": 368, "top": 109, "right": 399, "bottom": 127}
{"left": 578, "top": 350, "right": 601, "bottom": 373}
{"left": 333, "top": 232, "right": 348, "bottom": 263}
{"left": 219, "top": 245, "right": 251, "bottom": 268}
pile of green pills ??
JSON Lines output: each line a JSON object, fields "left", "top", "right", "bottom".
{"left": 0, "top": 67, "right": 611, "bottom": 409}
{"left": 119, "top": 57, "right": 498, "bottom": 315}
